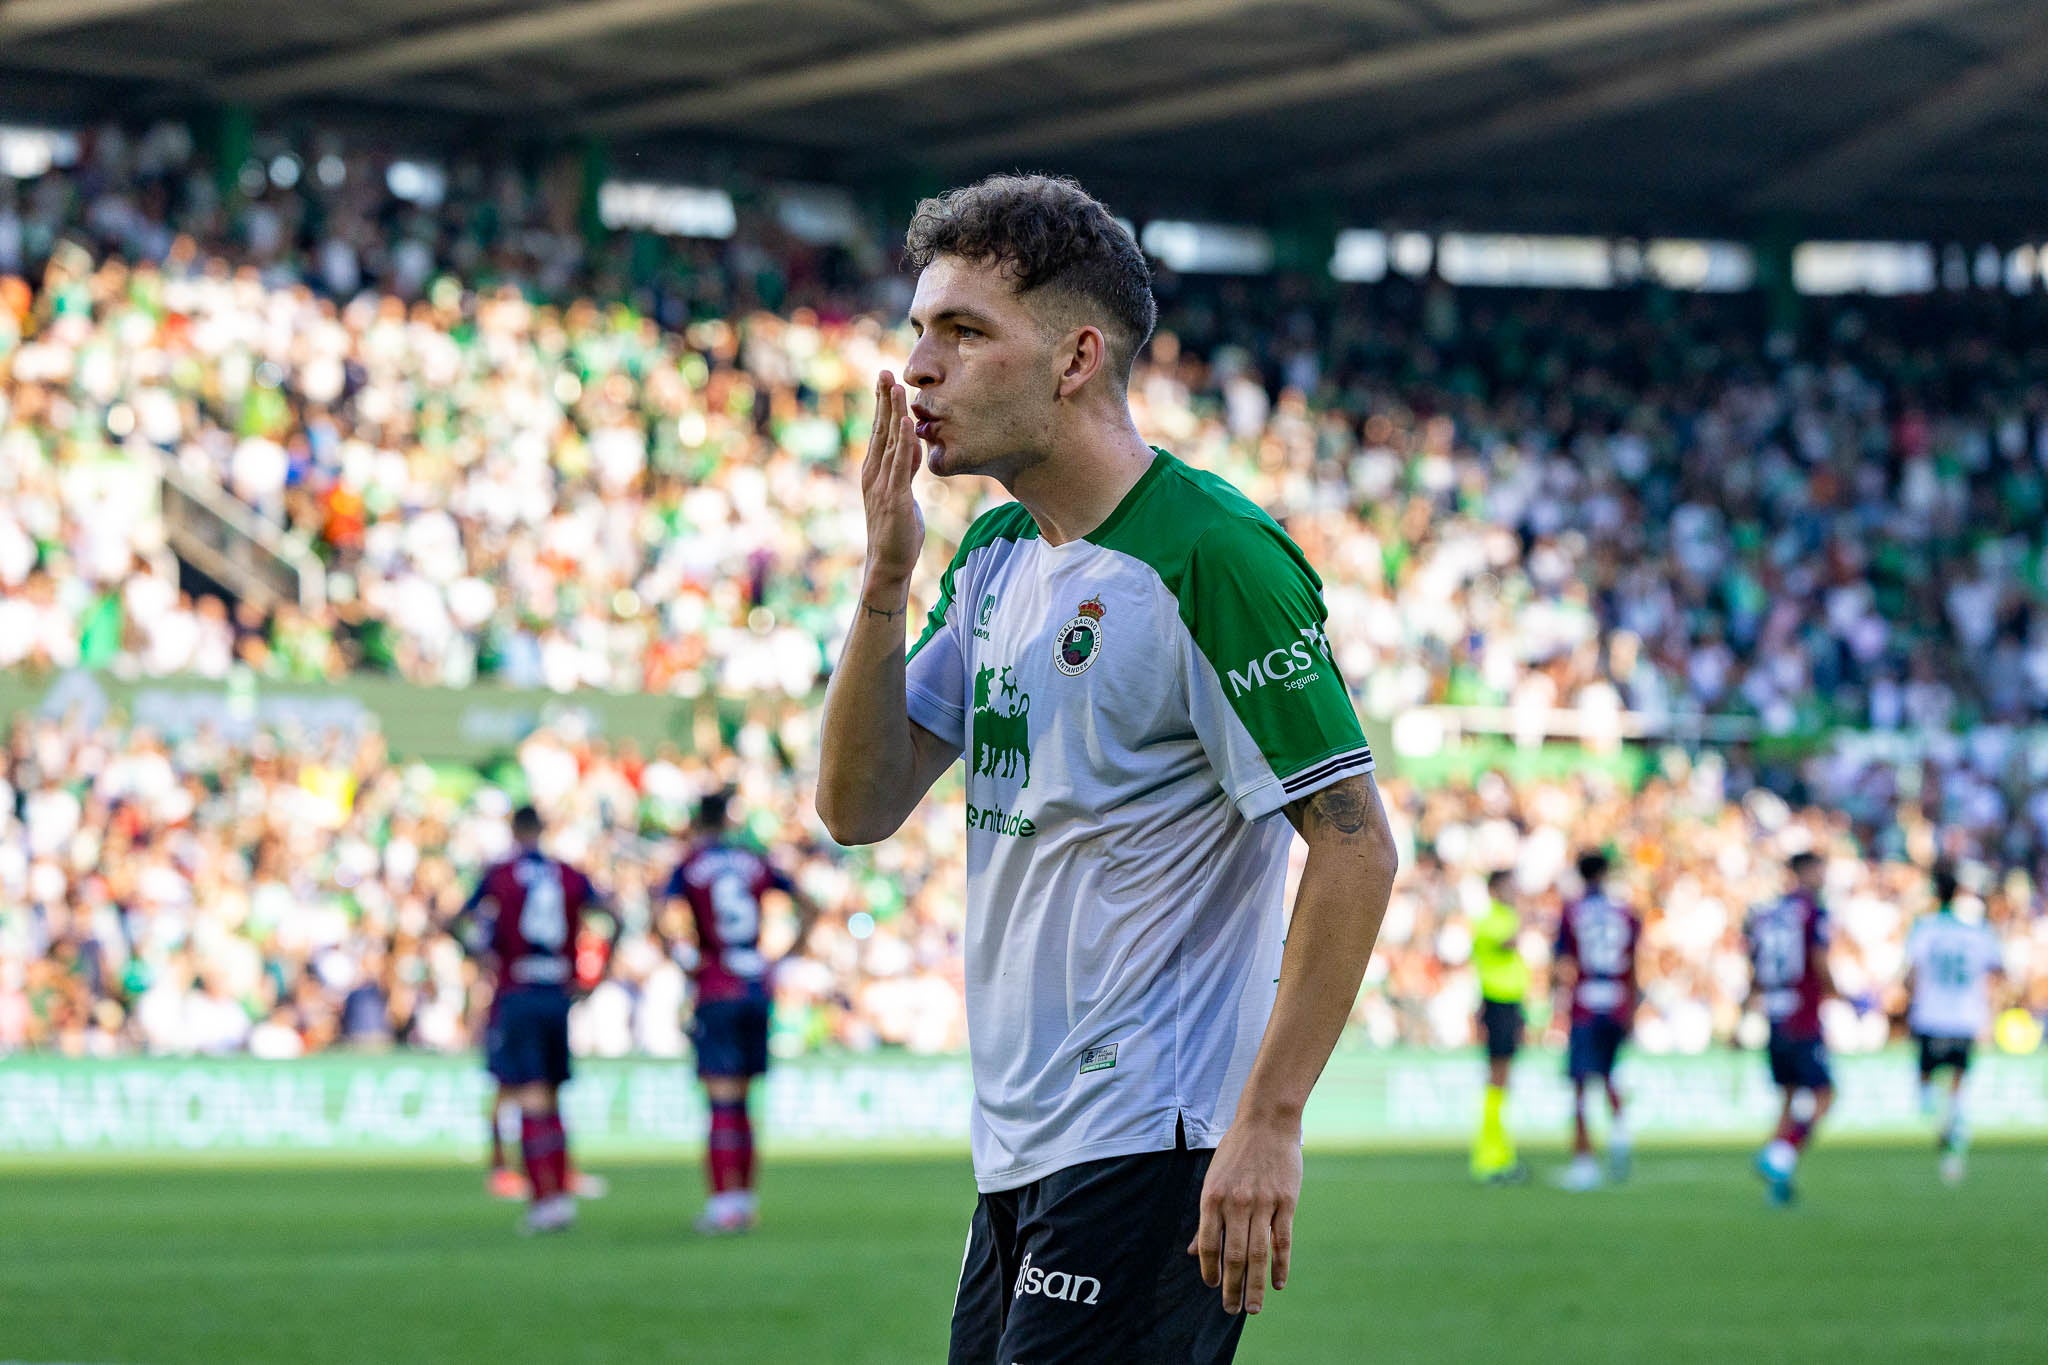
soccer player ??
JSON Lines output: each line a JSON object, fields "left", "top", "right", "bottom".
{"left": 1904, "top": 863, "right": 2005, "bottom": 1183}
{"left": 454, "top": 805, "right": 613, "bottom": 1234}
{"left": 1469, "top": 870, "right": 1528, "bottom": 1185}
{"left": 1551, "top": 851, "right": 1640, "bottom": 1192}
{"left": 1745, "top": 850, "right": 1834, "bottom": 1207}
{"left": 816, "top": 174, "right": 1398, "bottom": 1363}
{"left": 660, "top": 789, "right": 821, "bottom": 1235}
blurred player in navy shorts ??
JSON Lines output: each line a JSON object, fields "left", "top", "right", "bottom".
{"left": 1551, "top": 851, "right": 1641, "bottom": 1191}
{"left": 456, "top": 805, "right": 616, "bottom": 1234}
{"left": 661, "top": 790, "right": 821, "bottom": 1235}
{"left": 1745, "top": 850, "right": 1835, "bottom": 1206}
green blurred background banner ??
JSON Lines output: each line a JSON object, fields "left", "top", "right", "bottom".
{"left": 3, "top": 1049, "right": 2041, "bottom": 1158}
{"left": 1, "top": 667, "right": 1400, "bottom": 776}
{"left": 3, "top": 668, "right": 700, "bottom": 763}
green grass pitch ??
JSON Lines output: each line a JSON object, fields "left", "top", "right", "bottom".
{"left": 2, "top": 1144, "right": 2042, "bottom": 1363}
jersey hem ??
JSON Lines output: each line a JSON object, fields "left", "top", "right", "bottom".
{"left": 972, "top": 1119, "right": 1205, "bottom": 1193}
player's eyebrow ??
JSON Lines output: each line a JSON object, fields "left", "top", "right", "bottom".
{"left": 909, "top": 307, "right": 997, "bottom": 336}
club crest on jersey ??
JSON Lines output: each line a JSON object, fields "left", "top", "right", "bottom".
{"left": 1053, "top": 595, "right": 1106, "bottom": 676}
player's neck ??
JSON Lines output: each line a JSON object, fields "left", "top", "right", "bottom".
{"left": 1003, "top": 412, "right": 1156, "bottom": 548}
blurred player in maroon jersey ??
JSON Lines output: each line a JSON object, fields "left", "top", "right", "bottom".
{"left": 1745, "top": 850, "right": 1835, "bottom": 1206}
{"left": 1551, "top": 851, "right": 1641, "bottom": 1192}
{"left": 483, "top": 932, "right": 618, "bottom": 1201}
{"left": 455, "top": 806, "right": 617, "bottom": 1233}
{"left": 660, "top": 790, "right": 822, "bottom": 1235}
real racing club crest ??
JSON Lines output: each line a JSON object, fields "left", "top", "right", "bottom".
{"left": 1053, "top": 595, "right": 1106, "bottom": 676}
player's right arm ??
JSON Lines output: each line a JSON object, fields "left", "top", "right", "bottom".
{"left": 448, "top": 870, "right": 495, "bottom": 959}
{"left": 1550, "top": 921, "right": 1579, "bottom": 1033}
{"left": 1809, "top": 907, "right": 1836, "bottom": 1000}
{"left": 817, "top": 371, "right": 960, "bottom": 844}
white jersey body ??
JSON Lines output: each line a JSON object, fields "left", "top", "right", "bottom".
{"left": 1906, "top": 911, "right": 2001, "bottom": 1039}
{"left": 904, "top": 451, "right": 1373, "bottom": 1192}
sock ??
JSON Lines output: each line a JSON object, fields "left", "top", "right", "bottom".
{"left": 1764, "top": 1138, "right": 1797, "bottom": 1176}
{"left": 1609, "top": 1114, "right": 1632, "bottom": 1153}
{"left": 521, "top": 1111, "right": 567, "bottom": 1201}
{"left": 1919, "top": 1081, "right": 1936, "bottom": 1115}
{"left": 708, "top": 1100, "right": 752, "bottom": 1195}
{"left": 550, "top": 1123, "right": 572, "bottom": 1198}
{"left": 1471, "top": 1084, "right": 1515, "bottom": 1174}
{"left": 1785, "top": 1117, "right": 1814, "bottom": 1153}
{"left": 1943, "top": 1091, "right": 1966, "bottom": 1151}
{"left": 1572, "top": 1094, "right": 1592, "bottom": 1157}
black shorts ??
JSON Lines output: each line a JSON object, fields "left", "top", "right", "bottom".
{"left": 948, "top": 1135, "right": 1245, "bottom": 1364}
{"left": 1915, "top": 1034, "right": 1973, "bottom": 1076}
{"left": 485, "top": 989, "right": 572, "bottom": 1088}
{"left": 692, "top": 996, "right": 772, "bottom": 1079}
{"left": 1567, "top": 1018, "right": 1628, "bottom": 1082}
{"left": 1479, "top": 1000, "right": 1524, "bottom": 1061}
{"left": 1766, "top": 1032, "right": 1833, "bottom": 1092}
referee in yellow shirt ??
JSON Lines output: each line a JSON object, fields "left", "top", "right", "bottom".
{"left": 1471, "top": 870, "right": 1530, "bottom": 1183}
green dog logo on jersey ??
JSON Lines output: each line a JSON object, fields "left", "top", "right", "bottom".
{"left": 973, "top": 663, "right": 1032, "bottom": 786}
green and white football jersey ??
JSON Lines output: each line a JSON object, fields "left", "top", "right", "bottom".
{"left": 904, "top": 449, "right": 1373, "bottom": 1192}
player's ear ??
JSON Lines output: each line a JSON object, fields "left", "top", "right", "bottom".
{"left": 1055, "top": 325, "right": 1106, "bottom": 400}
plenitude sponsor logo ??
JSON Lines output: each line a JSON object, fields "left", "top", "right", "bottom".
{"left": 1226, "top": 626, "right": 1334, "bottom": 698}
{"left": 966, "top": 802, "right": 1037, "bottom": 837}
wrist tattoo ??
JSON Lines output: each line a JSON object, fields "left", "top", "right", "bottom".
{"left": 861, "top": 601, "right": 906, "bottom": 622}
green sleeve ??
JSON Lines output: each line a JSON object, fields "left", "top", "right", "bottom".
{"left": 1178, "top": 514, "right": 1370, "bottom": 793}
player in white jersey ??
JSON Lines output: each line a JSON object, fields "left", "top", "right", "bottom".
{"left": 817, "top": 175, "right": 1398, "bottom": 1364}
{"left": 1904, "top": 864, "right": 2005, "bottom": 1183}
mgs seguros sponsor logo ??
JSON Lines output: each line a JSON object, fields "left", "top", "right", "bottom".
{"left": 1226, "top": 624, "right": 1333, "bottom": 697}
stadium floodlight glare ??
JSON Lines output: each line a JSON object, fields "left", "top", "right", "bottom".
{"left": 774, "top": 185, "right": 862, "bottom": 247}
{"left": 1973, "top": 244, "right": 2001, "bottom": 290}
{"left": 2005, "top": 247, "right": 2036, "bottom": 296}
{"left": 1437, "top": 234, "right": 1614, "bottom": 290}
{"left": 1792, "top": 242, "right": 1936, "bottom": 296}
{"left": 0, "top": 126, "right": 80, "bottom": 179}
{"left": 1138, "top": 221, "right": 1274, "bottom": 275}
{"left": 599, "top": 182, "right": 737, "bottom": 240}
{"left": 1390, "top": 232, "right": 1433, "bottom": 279}
{"left": 1329, "top": 230, "right": 1388, "bottom": 284}
{"left": 1644, "top": 240, "right": 1756, "bottom": 293}
{"left": 385, "top": 160, "right": 446, "bottom": 208}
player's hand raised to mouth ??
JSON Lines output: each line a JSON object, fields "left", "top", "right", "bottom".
{"left": 861, "top": 370, "right": 925, "bottom": 602}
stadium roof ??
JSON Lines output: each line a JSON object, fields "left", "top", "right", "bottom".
{"left": 6, "top": 0, "right": 2048, "bottom": 239}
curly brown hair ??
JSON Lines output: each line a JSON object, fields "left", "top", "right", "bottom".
{"left": 904, "top": 173, "right": 1156, "bottom": 383}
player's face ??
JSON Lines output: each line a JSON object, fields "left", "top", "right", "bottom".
{"left": 902, "top": 255, "right": 1062, "bottom": 483}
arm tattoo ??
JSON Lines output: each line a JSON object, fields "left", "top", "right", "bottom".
{"left": 1306, "top": 782, "right": 1369, "bottom": 834}
{"left": 1286, "top": 776, "right": 1373, "bottom": 838}
{"left": 860, "top": 601, "right": 907, "bottom": 622}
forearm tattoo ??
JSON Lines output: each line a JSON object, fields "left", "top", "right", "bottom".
{"left": 860, "top": 602, "right": 906, "bottom": 622}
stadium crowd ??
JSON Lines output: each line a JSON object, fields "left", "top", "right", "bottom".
{"left": 1, "top": 123, "right": 2045, "bottom": 1058}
